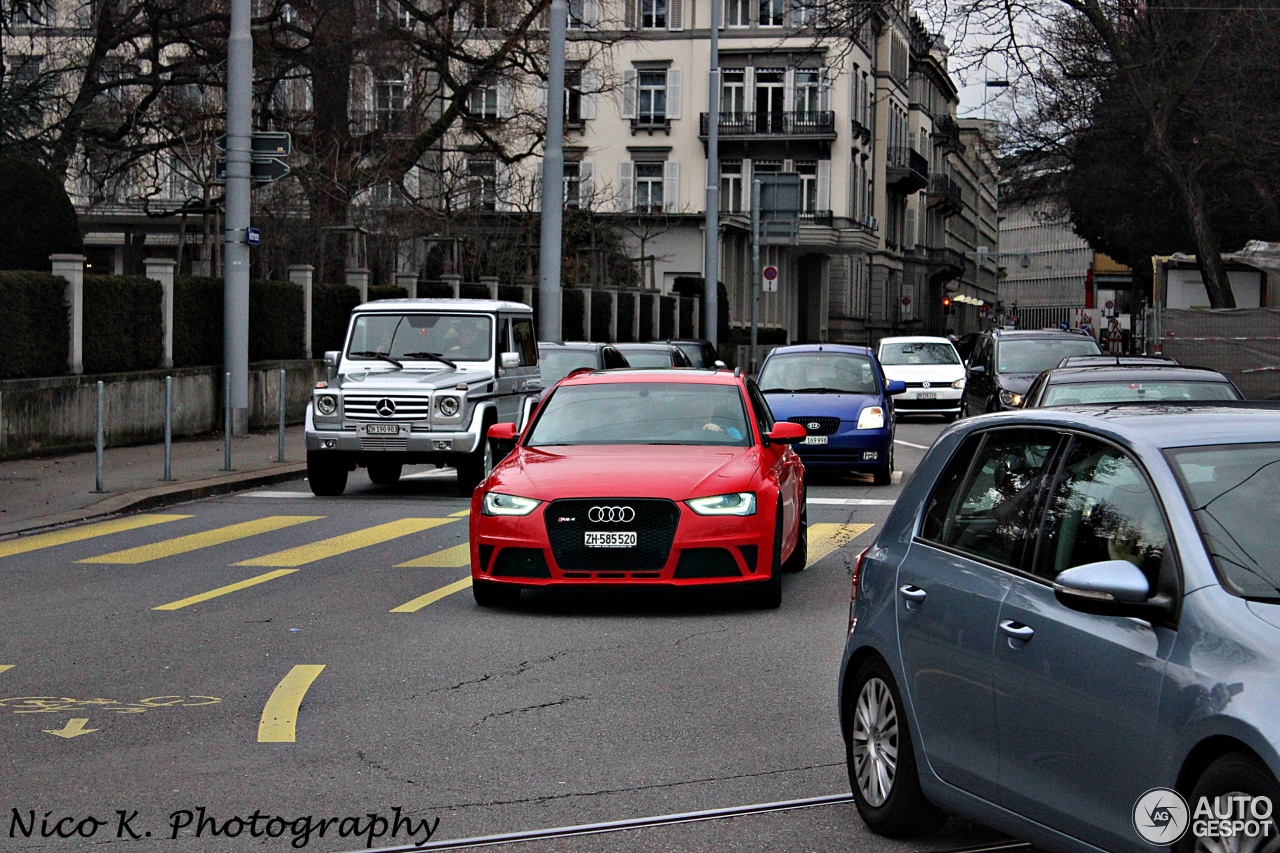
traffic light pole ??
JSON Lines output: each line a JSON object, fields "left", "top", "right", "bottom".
{"left": 223, "top": 0, "right": 252, "bottom": 435}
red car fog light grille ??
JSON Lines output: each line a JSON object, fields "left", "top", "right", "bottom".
{"left": 674, "top": 548, "right": 742, "bottom": 579}
{"left": 478, "top": 544, "right": 495, "bottom": 572}
{"left": 788, "top": 416, "right": 839, "bottom": 435}
{"left": 492, "top": 548, "right": 551, "bottom": 578}
{"left": 738, "top": 545, "right": 758, "bottom": 573}
{"left": 544, "top": 498, "right": 680, "bottom": 572}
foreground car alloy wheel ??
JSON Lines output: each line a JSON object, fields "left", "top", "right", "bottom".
{"left": 847, "top": 657, "right": 944, "bottom": 837}
{"left": 1183, "top": 753, "right": 1280, "bottom": 853}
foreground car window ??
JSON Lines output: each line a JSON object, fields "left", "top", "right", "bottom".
{"left": 879, "top": 342, "right": 959, "bottom": 366}
{"left": 996, "top": 339, "right": 1100, "bottom": 374}
{"left": 758, "top": 353, "right": 878, "bottom": 394}
{"left": 920, "top": 430, "right": 1057, "bottom": 567}
{"left": 1168, "top": 442, "right": 1280, "bottom": 599}
{"left": 1042, "top": 381, "right": 1240, "bottom": 406}
{"left": 528, "top": 383, "right": 752, "bottom": 447}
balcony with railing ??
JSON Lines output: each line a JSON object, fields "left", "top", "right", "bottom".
{"left": 351, "top": 109, "right": 415, "bottom": 135}
{"left": 886, "top": 146, "right": 929, "bottom": 193}
{"left": 911, "top": 244, "right": 966, "bottom": 279}
{"left": 933, "top": 115, "right": 965, "bottom": 154}
{"left": 927, "top": 174, "right": 962, "bottom": 217}
{"left": 798, "top": 210, "right": 833, "bottom": 226}
{"left": 850, "top": 117, "right": 872, "bottom": 145}
{"left": 698, "top": 111, "right": 836, "bottom": 140}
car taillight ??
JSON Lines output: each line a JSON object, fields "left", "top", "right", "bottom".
{"left": 848, "top": 546, "right": 870, "bottom": 634}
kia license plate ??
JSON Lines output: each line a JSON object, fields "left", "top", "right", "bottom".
{"left": 585, "top": 531, "right": 636, "bottom": 548}
{"left": 366, "top": 424, "right": 401, "bottom": 435}
{"left": 803, "top": 435, "right": 829, "bottom": 445}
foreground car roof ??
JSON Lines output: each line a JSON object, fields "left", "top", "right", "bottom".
{"left": 558, "top": 367, "right": 736, "bottom": 385}
{"left": 971, "top": 403, "right": 1280, "bottom": 449}
{"left": 1046, "top": 366, "right": 1231, "bottom": 383}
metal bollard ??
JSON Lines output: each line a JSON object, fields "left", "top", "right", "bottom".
{"left": 277, "top": 368, "right": 287, "bottom": 463}
{"left": 162, "top": 375, "right": 175, "bottom": 481}
{"left": 93, "top": 380, "right": 106, "bottom": 493}
{"left": 223, "top": 371, "right": 232, "bottom": 472}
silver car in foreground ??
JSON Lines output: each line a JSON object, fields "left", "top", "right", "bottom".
{"left": 839, "top": 403, "right": 1280, "bottom": 853}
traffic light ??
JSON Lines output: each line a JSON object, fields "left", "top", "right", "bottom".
{"left": 942, "top": 296, "right": 953, "bottom": 316}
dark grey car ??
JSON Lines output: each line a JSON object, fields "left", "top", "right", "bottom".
{"left": 961, "top": 328, "right": 1101, "bottom": 415}
{"left": 838, "top": 404, "right": 1280, "bottom": 853}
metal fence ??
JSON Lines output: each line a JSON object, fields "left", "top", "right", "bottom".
{"left": 1147, "top": 307, "right": 1280, "bottom": 400}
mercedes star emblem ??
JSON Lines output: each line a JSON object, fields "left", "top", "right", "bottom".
{"left": 375, "top": 398, "right": 397, "bottom": 417}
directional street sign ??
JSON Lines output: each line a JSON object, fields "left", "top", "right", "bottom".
{"left": 215, "top": 156, "right": 291, "bottom": 184}
{"left": 214, "top": 131, "right": 292, "bottom": 157}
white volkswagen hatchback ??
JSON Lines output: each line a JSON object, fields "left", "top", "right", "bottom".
{"left": 876, "top": 336, "right": 965, "bottom": 420}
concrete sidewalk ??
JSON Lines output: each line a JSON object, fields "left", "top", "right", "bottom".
{"left": 0, "top": 426, "right": 309, "bottom": 538}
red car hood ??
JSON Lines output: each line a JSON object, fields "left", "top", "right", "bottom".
{"left": 489, "top": 445, "right": 764, "bottom": 499}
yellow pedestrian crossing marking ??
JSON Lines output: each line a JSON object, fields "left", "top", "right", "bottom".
{"left": 396, "top": 542, "right": 470, "bottom": 568}
{"left": 78, "top": 516, "right": 324, "bottom": 564}
{"left": 390, "top": 577, "right": 473, "bottom": 613}
{"left": 806, "top": 523, "right": 875, "bottom": 568}
{"left": 258, "top": 664, "right": 325, "bottom": 743}
{"left": 449, "top": 509, "right": 470, "bottom": 517}
{"left": 233, "top": 518, "right": 456, "bottom": 567}
{"left": 0, "top": 665, "right": 13, "bottom": 677}
{"left": 153, "top": 570, "right": 297, "bottom": 611}
{"left": 0, "top": 514, "right": 191, "bottom": 559}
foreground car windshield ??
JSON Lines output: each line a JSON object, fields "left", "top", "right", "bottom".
{"left": 527, "top": 383, "right": 751, "bottom": 446}
{"left": 759, "top": 353, "right": 878, "bottom": 394}
{"left": 539, "top": 350, "right": 599, "bottom": 386}
{"left": 349, "top": 313, "right": 491, "bottom": 362}
{"left": 1167, "top": 442, "right": 1280, "bottom": 599}
{"left": 879, "top": 342, "right": 959, "bottom": 366}
{"left": 997, "top": 339, "right": 1099, "bottom": 374}
{"left": 1043, "top": 381, "right": 1240, "bottom": 405}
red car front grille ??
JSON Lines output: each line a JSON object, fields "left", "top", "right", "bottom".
{"left": 544, "top": 498, "right": 680, "bottom": 573}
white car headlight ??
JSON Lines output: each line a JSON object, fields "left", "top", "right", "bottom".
{"left": 856, "top": 406, "right": 886, "bottom": 430}
{"left": 315, "top": 394, "right": 338, "bottom": 416}
{"left": 951, "top": 378, "right": 965, "bottom": 389}
{"left": 685, "top": 492, "right": 757, "bottom": 516}
{"left": 437, "top": 395, "right": 460, "bottom": 417}
{"left": 482, "top": 492, "right": 542, "bottom": 516}
{"left": 999, "top": 390, "right": 1025, "bottom": 407}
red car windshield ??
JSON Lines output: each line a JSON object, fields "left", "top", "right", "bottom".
{"left": 527, "top": 382, "right": 752, "bottom": 447}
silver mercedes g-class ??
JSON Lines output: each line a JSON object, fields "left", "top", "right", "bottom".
{"left": 305, "top": 299, "right": 542, "bottom": 496}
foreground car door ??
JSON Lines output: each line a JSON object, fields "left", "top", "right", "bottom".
{"left": 994, "top": 436, "right": 1175, "bottom": 852}
{"left": 897, "top": 428, "right": 1058, "bottom": 802}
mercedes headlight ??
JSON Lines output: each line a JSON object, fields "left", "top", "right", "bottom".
{"left": 685, "top": 492, "right": 756, "bottom": 516}
{"left": 437, "top": 395, "right": 461, "bottom": 417}
{"left": 856, "top": 406, "right": 886, "bottom": 430}
{"left": 315, "top": 394, "right": 338, "bottom": 416}
{"left": 999, "top": 390, "right": 1025, "bottom": 407}
{"left": 482, "top": 492, "right": 542, "bottom": 516}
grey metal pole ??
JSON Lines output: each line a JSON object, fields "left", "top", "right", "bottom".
{"left": 750, "top": 179, "right": 761, "bottom": 373}
{"left": 224, "top": 0, "right": 252, "bottom": 434}
{"left": 93, "top": 380, "right": 106, "bottom": 493}
{"left": 537, "top": 0, "right": 568, "bottom": 341}
{"left": 277, "top": 368, "right": 287, "bottom": 463}
{"left": 163, "top": 375, "right": 174, "bottom": 481}
{"left": 223, "top": 371, "right": 233, "bottom": 472}
{"left": 703, "top": 1, "right": 721, "bottom": 349}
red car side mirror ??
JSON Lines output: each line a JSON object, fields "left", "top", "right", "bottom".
{"left": 487, "top": 422, "right": 518, "bottom": 441}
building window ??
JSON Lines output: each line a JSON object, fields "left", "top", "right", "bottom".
{"left": 567, "top": 0, "right": 585, "bottom": 27}
{"left": 565, "top": 69, "right": 583, "bottom": 125}
{"left": 640, "top": 0, "right": 666, "bottom": 28}
{"left": 758, "top": 0, "right": 783, "bottom": 27}
{"left": 468, "top": 84, "right": 499, "bottom": 120}
{"left": 638, "top": 70, "right": 667, "bottom": 125}
{"left": 564, "top": 162, "right": 582, "bottom": 208}
{"left": 794, "top": 69, "right": 821, "bottom": 122}
{"left": 797, "top": 161, "right": 818, "bottom": 212}
{"left": 466, "top": 159, "right": 497, "bottom": 210}
{"left": 375, "top": 0, "right": 413, "bottom": 26}
{"left": 721, "top": 69, "right": 746, "bottom": 119}
{"left": 466, "top": 0, "right": 507, "bottom": 28}
{"left": 13, "top": 0, "right": 50, "bottom": 26}
{"left": 725, "top": 0, "right": 750, "bottom": 26}
{"left": 376, "top": 70, "right": 406, "bottom": 131}
{"left": 721, "top": 161, "right": 743, "bottom": 213}
{"left": 635, "top": 163, "right": 665, "bottom": 211}
{"left": 791, "top": 0, "right": 817, "bottom": 26}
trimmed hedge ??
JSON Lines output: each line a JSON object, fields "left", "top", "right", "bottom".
{"left": 562, "top": 289, "right": 586, "bottom": 340}
{"left": 0, "top": 157, "right": 83, "bottom": 271}
{"left": 639, "top": 294, "right": 655, "bottom": 340}
{"left": 591, "top": 290, "right": 612, "bottom": 341}
{"left": 498, "top": 284, "right": 525, "bottom": 304}
{"left": 1, "top": 270, "right": 70, "bottom": 379}
{"left": 250, "top": 280, "right": 305, "bottom": 360}
{"left": 368, "top": 285, "right": 407, "bottom": 302}
{"left": 659, "top": 295, "right": 676, "bottom": 339}
{"left": 312, "top": 282, "right": 361, "bottom": 355}
{"left": 459, "top": 283, "right": 491, "bottom": 300}
{"left": 174, "top": 277, "right": 305, "bottom": 367}
{"left": 616, "top": 292, "right": 636, "bottom": 342}
{"left": 418, "top": 280, "right": 454, "bottom": 298}
{"left": 83, "top": 275, "right": 163, "bottom": 374}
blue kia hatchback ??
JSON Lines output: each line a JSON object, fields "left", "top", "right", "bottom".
{"left": 757, "top": 344, "right": 905, "bottom": 484}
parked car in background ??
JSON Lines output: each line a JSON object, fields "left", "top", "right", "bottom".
{"left": 1057, "top": 354, "right": 1179, "bottom": 368}
{"left": 1022, "top": 363, "right": 1243, "bottom": 407}
{"left": 537, "top": 341, "right": 630, "bottom": 394}
{"left": 961, "top": 328, "right": 1101, "bottom": 416}
{"left": 614, "top": 342, "right": 695, "bottom": 368}
{"left": 650, "top": 338, "right": 725, "bottom": 369}
{"left": 876, "top": 336, "right": 965, "bottom": 420}
{"left": 471, "top": 368, "right": 808, "bottom": 609}
{"left": 839, "top": 403, "right": 1280, "bottom": 853}
{"left": 756, "top": 344, "right": 905, "bottom": 485}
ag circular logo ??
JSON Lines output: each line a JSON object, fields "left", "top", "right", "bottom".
{"left": 1134, "top": 787, "right": 1189, "bottom": 844}
{"left": 588, "top": 506, "right": 635, "bottom": 523}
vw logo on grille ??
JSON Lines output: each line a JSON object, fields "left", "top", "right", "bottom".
{"left": 807, "top": 422, "right": 821, "bottom": 430}
{"left": 922, "top": 381, "right": 932, "bottom": 389}
{"left": 588, "top": 506, "right": 635, "bottom": 523}
{"left": 375, "top": 398, "right": 397, "bottom": 417}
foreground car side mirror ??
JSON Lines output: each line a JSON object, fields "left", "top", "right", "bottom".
{"left": 487, "top": 422, "right": 518, "bottom": 441}
{"left": 714, "top": 359, "right": 727, "bottom": 369}
{"left": 501, "top": 352, "right": 520, "bottom": 368}
{"left": 886, "top": 379, "right": 907, "bottom": 395}
{"left": 324, "top": 350, "right": 340, "bottom": 383}
{"left": 767, "top": 422, "right": 807, "bottom": 444}
{"left": 1053, "top": 560, "right": 1172, "bottom": 621}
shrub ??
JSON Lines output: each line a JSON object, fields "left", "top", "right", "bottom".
{"left": 367, "top": 285, "right": 407, "bottom": 302}
{"left": 312, "top": 283, "right": 361, "bottom": 355}
{"left": 0, "top": 271, "right": 69, "bottom": 378}
{"left": 562, "top": 289, "right": 585, "bottom": 340}
{"left": 249, "top": 279, "right": 305, "bottom": 360}
{"left": 591, "top": 291, "right": 613, "bottom": 341}
{"left": 0, "top": 157, "right": 83, "bottom": 271}
{"left": 83, "top": 275, "right": 163, "bottom": 373}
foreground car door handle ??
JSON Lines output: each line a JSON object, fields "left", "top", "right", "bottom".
{"left": 999, "top": 620, "right": 1035, "bottom": 642}
{"left": 899, "top": 585, "right": 928, "bottom": 604}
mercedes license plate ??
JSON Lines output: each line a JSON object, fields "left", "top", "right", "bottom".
{"left": 366, "top": 424, "right": 401, "bottom": 435}
{"left": 917, "top": 392, "right": 937, "bottom": 400}
{"left": 803, "top": 435, "right": 829, "bottom": 445}
{"left": 585, "top": 531, "right": 636, "bottom": 548}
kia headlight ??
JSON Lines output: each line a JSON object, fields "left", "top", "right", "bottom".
{"left": 482, "top": 492, "right": 542, "bottom": 516}
{"left": 856, "top": 406, "right": 886, "bottom": 430}
{"left": 999, "top": 390, "right": 1025, "bottom": 407}
{"left": 315, "top": 394, "right": 338, "bottom": 416}
{"left": 685, "top": 492, "right": 756, "bottom": 516}
{"left": 437, "top": 395, "right": 461, "bottom": 417}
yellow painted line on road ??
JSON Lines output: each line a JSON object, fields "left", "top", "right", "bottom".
{"left": 0, "top": 665, "right": 13, "bottom": 677}
{"left": 78, "top": 516, "right": 324, "bottom": 564}
{"left": 449, "top": 509, "right": 470, "bottom": 517}
{"left": 233, "top": 518, "right": 456, "bottom": 567}
{"left": 390, "top": 577, "right": 473, "bottom": 613}
{"left": 396, "top": 542, "right": 470, "bottom": 568}
{"left": 807, "top": 523, "right": 875, "bottom": 568}
{"left": 152, "top": 569, "right": 297, "bottom": 611}
{"left": 258, "top": 664, "right": 325, "bottom": 743}
{"left": 0, "top": 514, "right": 191, "bottom": 559}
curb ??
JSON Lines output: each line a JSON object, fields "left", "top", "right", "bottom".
{"left": 0, "top": 463, "right": 308, "bottom": 539}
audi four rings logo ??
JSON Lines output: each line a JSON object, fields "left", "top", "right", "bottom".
{"left": 375, "top": 398, "right": 397, "bottom": 417}
{"left": 588, "top": 506, "right": 636, "bottom": 523}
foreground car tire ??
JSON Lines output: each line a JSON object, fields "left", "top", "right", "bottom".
{"left": 307, "top": 452, "right": 348, "bottom": 497}
{"left": 456, "top": 437, "right": 495, "bottom": 496}
{"left": 782, "top": 495, "right": 808, "bottom": 573}
{"left": 873, "top": 442, "right": 894, "bottom": 486}
{"left": 744, "top": 509, "right": 785, "bottom": 608}
{"left": 1180, "top": 752, "right": 1280, "bottom": 853}
{"left": 846, "top": 657, "right": 945, "bottom": 838}
{"left": 472, "top": 578, "right": 520, "bottom": 608}
{"left": 367, "top": 462, "right": 403, "bottom": 485}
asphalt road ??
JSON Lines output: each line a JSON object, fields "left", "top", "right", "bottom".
{"left": 0, "top": 418, "right": 1020, "bottom": 853}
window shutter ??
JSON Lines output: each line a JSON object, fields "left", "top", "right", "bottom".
{"left": 783, "top": 158, "right": 794, "bottom": 172}
{"left": 497, "top": 81, "right": 512, "bottom": 117}
{"left": 668, "top": 0, "right": 683, "bottom": 29}
{"left": 743, "top": 158, "right": 753, "bottom": 209}
{"left": 580, "top": 161, "right": 595, "bottom": 207}
{"left": 624, "top": 0, "right": 636, "bottom": 29}
{"left": 818, "top": 67, "right": 830, "bottom": 112}
{"left": 783, "top": 68, "right": 795, "bottom": 113}
{"left": 719, "top": 0, "right": 726, "bottom": 27}
{"left": 904, "top": 207, "right": 916, "bottom": 249}
{"left": 583, "top": 0, "right": 599, "bottom": 26}
{"left": 621, "top": 69, "right": 637, "bottom": 119}
{"left": 663, "top": 160, "right": 680, "bottom": 212}
{"left": 581, "top": 70, "right": 597, "bottom": 119}
{"left": 744, "top": 67, "right": 755, "bottom": 103}
{"left": 536, "top": 83, "right": 548, "bottom": 117}
{"left": 665, "top": 68, "right": 682, "bottom": 119}
{"left": 618, "top": 161, "right": 634, "bottom": 211}
{"left": 495, "top": 161, "right": 511, "bottom": 210}
{"left": 817, "top": 160, "right": 830, "bottom": 210}
{"left": 532, "top": 172, "right": 542, "bottom": 209}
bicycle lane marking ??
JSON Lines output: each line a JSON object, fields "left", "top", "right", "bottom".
{"left": 259, "top": 665, "right": 325, "bottom": 743}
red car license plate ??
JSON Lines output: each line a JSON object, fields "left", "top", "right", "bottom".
{"left": 584, "top": 531, "right": 636, "bottom": 548}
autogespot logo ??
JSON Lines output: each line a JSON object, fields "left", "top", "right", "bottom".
{"left": 587, "top": 506, "right": 635, "bottom": 523}
{"left": 1133, "top": 788, "right": 1190, "bottom": 844}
